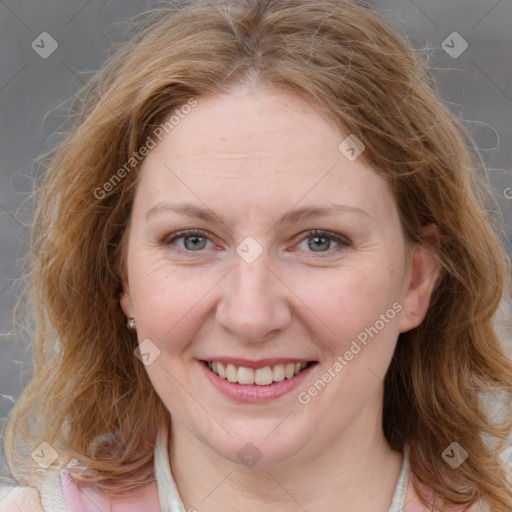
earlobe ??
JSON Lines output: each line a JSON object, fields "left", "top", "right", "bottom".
{"left": 398, "top": 224, "right": 442, "bottom": 333}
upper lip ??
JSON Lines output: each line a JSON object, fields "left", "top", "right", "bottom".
{"left": 199, "top": 357, "right": 317, "bottom": 369}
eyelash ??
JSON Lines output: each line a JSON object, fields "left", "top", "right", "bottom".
{"left": 162, "top": 229, "right": 351, "bottom": 258}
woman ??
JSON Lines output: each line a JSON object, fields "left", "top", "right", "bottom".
{"left": 2, "top": 0, "right": 511, "bottom": 510}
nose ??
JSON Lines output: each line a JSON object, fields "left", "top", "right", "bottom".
{"left": 214, "top": 255, "right": 292, "bottom": 343}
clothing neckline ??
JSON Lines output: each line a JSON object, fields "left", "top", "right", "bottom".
{"left": 154, "top": 427, "right": 410, "bottom": 512}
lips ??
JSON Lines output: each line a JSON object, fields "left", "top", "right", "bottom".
{"left": 204, "top": 360, "right": 310, "bottom": 386}
{"left": 199, "top": 358, "right": 318, "bottom": 403}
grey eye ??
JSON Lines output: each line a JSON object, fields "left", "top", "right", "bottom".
{"left": 307, "top": 234, "right": 333, "bottom": 252}
{"left": 181, "top": 234, "right": 208, "bottom": 250}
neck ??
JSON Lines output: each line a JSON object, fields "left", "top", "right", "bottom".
{"left": 168, "top": 400, "right": 403, "bottom": 512}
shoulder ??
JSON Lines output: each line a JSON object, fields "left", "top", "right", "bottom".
{"left": 0, "top": 486, "right": 43, "bottom": 512}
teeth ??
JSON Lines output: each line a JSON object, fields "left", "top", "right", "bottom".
{"left": 284, "top": 363, "right": 295, "bottom": 379}
{"left": 255, "top": 367, "right": 273, "bottom": 385}
{"left": 237, "top": 366, "right": 255, "bottom": 385}
{"left": 272, "top": 364, "right": 285, "bottom": 382}
{"left": 226, "top": 364, "right": 237, "bottom": 382}
{"left": 206, "top": 361, "right": 309, "bottom": 386}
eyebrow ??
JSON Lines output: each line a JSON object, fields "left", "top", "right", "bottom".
{"left": 145, "top": 201, "right": 369, "bottom": 226}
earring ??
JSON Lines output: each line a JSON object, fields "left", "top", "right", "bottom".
{"left": 127, "top": 317, "right": 136, "bottom": 330}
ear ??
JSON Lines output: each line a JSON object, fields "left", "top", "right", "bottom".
{"left": 119, "top": 287, "right": 134, "bottom": 319}
{"left": 398, "top": 224, "right": 442, "bottom": 333}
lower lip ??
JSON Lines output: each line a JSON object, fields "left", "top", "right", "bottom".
{"left": 199, "top": 361, "right": 317, "bottom": 403}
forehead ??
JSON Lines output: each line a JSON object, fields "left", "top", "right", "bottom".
{"left": 135, "top": 85, "right": 395, "bottom": 222}
{"left": 145, "top": 85, "right": 348, "bottom": 174}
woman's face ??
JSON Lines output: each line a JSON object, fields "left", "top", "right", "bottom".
{"left": 121, "top": 84, "right": 438, "bottom": 466}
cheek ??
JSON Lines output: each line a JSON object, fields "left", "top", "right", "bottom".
{"left": 129, "top": 255, "right": 215, "bottom": 346}
{"left": 291, "top": 261, "right": 404, "bottom": 421}
{"left": 288, "top": 257, "right": 403, "bottom": 344}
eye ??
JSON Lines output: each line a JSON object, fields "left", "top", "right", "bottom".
{"left": 161, "top": 228, "right": 350, "bottom": 257}
{"left": 295, "top": 230, "right": 350, "bottom": 255}
{"left": 163, "top": 229, "right": 214, "bottom": 252}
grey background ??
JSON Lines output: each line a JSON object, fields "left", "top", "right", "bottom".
{"left": 1, "top": 0, "right": 511, "bottom": 476}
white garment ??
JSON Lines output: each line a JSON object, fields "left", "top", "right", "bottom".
{"left": 37, "top": 427, "right": 410, "bottom": 511}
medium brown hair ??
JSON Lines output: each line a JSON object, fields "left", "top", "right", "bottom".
{"left": 4, "top": 0, "right": 512, "bottom": 509}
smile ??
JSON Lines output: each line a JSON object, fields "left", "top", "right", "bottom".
{"left": 204, "top": 360, "right": 311, "bottom": 386}
{"left": 199, "top": 358, "right": 318, "bottom": 403}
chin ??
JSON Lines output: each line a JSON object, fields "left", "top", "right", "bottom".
{"left": 199, "top": 418, "right": 316, "bottom": 468}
